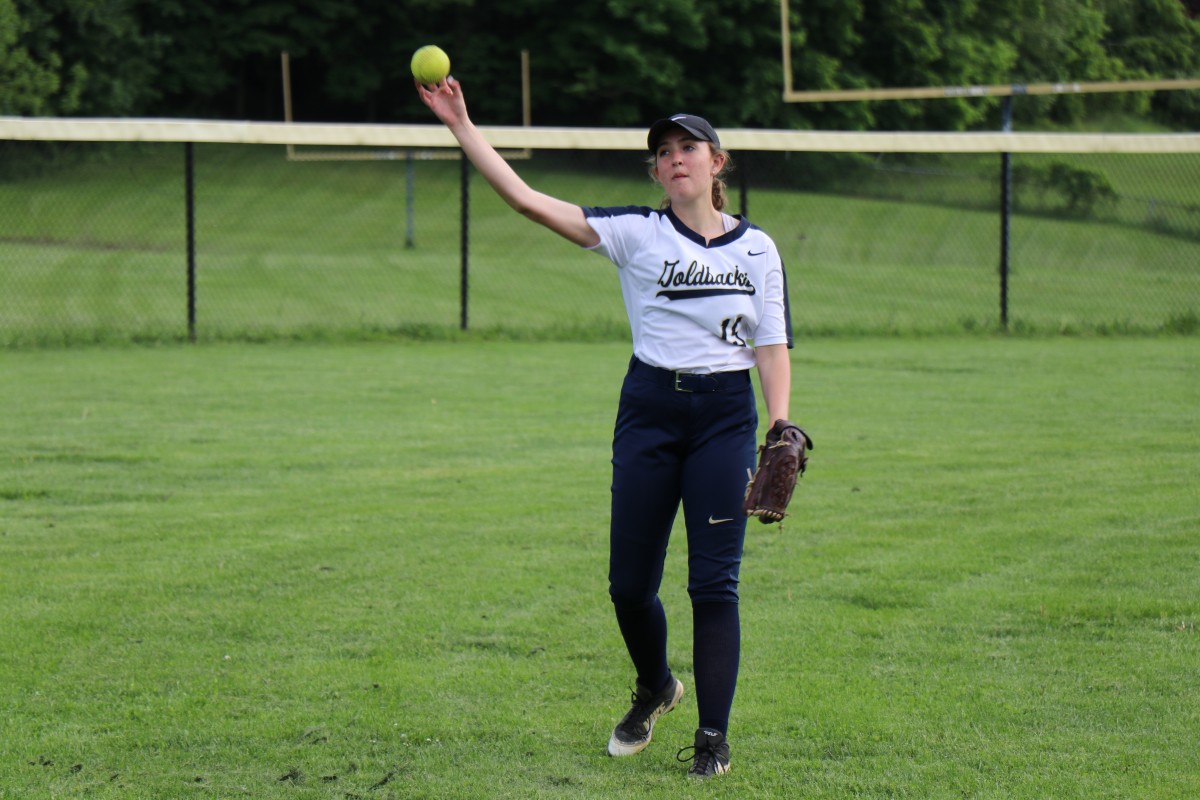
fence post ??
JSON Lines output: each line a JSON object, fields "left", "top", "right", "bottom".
{"left": 185, "top": 142, "right": 196, "bottom": 341}
{"left": 999, "top": 96, "right": 1013, "bottom": 331}
{"left": 405, "top": 152, "right": 415, "bottom": 249}
{"left": 460, "top": 154, "right": 469, "bottom": 330}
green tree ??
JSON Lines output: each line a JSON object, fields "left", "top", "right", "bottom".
{"left": 859, "top": 0, "right": 1021, "bottom": 129}
{"left": 141, "top": 0, "right": 365, "bottom": 119}
{"left": 1002, "top": 0, "right": 1125, "bottom": 125}
{"left": 781, "top": 0, "right": 1022, "bottom": 130}
{"left": 2, "top": 0, "right": 1197, "bottom": 130}
{"left": 11, "top": 0, "right": 165, "bottom": 116}
{"left": 0, "top": 0, "right": 83, "bottom": 115}
{"left": 456, "top": 0, "right": 712, "bottom": 127}
{"left": 1097, "top": 0, "right": 1200, "bottom": 127}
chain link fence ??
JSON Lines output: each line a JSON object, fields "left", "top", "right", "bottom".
{"left": 1, "top": 130, "right": 1197, "bottom": 345}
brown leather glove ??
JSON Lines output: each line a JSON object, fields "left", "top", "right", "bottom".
{"left": 743, "top": 420, "right": 813, "bottom": 524}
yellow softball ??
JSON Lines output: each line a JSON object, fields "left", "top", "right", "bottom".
{"left": 411, "top": 45, "right": 451, "bottom": 85}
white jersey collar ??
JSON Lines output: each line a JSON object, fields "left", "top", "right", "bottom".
{"left": 663, "top": 206, "right": 749, "bottom": 248}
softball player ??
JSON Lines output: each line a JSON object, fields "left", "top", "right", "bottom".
{"left": 418, "top": 79, "right": 793, "bottom": 779}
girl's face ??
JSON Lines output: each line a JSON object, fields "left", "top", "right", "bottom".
{"left": 653, "top": 129, "right": 725, "bottom": 203}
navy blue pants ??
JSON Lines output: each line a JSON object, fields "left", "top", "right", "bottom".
{"left": 607, "top": 356, "right": 758, "bottom": 734}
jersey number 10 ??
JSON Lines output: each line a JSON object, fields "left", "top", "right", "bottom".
{"left": 720, "top": 315, "right": 747, "bottom": 347}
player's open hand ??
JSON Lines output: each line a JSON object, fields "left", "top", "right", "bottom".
{"left": 416, "top": 76, "right": 468, "bottom": 129}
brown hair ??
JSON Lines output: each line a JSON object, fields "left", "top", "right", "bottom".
{"left": 646, "top": 145, "right": 734, "bottom": 212}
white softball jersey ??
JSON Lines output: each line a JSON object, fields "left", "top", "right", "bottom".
{"left": 583, "top": 205, "right": 793, "bottom": 374}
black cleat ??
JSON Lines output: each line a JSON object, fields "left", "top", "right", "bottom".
{"left": 606, "top": 678, "right": 685, "bottom": 756}
{"left": 677, "top": 727, "right": 731, "bottom": 778}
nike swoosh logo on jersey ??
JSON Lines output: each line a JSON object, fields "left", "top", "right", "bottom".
{"left": 748, "top": 250, "right": 767, "bottom": 256}
{"left": 708, "top": 515, "right": 734, "bottom": 525}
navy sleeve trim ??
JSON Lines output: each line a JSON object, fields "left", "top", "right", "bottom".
{"left": 581, "top": 205, "right": 655, "bottom": 219}
{"left": 781, "top": 262, "right": 794, "bottom": 349}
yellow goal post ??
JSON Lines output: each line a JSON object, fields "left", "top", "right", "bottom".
{"left": 777, "top": 0, "right": 1200, "bottom": 104}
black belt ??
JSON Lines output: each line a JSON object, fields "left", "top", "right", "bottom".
{"left": 629, "top": 357, "right": 750, "bottom": 393}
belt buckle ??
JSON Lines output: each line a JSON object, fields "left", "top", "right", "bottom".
{"left": 673, "top": 371, "right": 694, "bottom": 393}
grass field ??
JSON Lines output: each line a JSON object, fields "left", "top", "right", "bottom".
{"left": 1, "top": 143, "right": 1197, "bottom": 343}
{"left": 2, "top": 337, "right": 1197, "bottom": 798}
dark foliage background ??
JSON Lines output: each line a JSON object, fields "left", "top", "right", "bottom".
{"left": 3, "top": 0, "right": 1199, "bottom": 130}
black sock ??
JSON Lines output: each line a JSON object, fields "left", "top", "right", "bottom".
{"left": 692, "top": 601, "right": 740, "bottom": 735}
{"left": 613, "top": 596, "right": 671, "bottom": 693}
